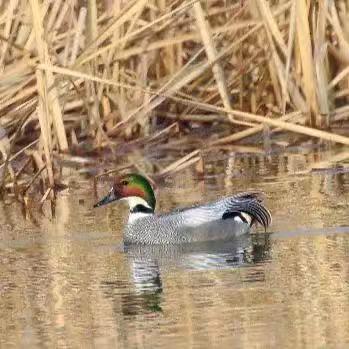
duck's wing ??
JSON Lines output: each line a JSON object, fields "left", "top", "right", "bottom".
{"left": 174, "top": 192, "right": 272, "bottom": 231}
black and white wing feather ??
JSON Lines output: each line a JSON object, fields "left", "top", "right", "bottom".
{"left": 176, "top": 192, "right": 272, "bottom": 231}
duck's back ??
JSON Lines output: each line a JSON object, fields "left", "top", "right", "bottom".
{"left": 124, "top": 192, "right": 271, "bottom": 245}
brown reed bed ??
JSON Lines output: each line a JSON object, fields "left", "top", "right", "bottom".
{"left": 0, "top": 0, "right": 349, "bottom": 207}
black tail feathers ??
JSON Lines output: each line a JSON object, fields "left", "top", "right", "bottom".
{"left": 223, "top": 192, "right": 272, "bottom": 231}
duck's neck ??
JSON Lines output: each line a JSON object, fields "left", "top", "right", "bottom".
{"left": 123, "top": 196, "right": 154, "bottom": 223}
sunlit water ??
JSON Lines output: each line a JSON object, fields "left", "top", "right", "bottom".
{"left": 1, "top": 147, "right": 349, "bottom": 348}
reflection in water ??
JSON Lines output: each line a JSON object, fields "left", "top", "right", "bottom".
{"left": 0, "top": 148, "right": 349, "bottom": 348}
{"left": 102, "top": 234, "right": 272, "bottom": 319}
{"left": 102, "top": 274, "right": 163, "bottom": 316}
{"left": 125, "top": 233, "right": 272, "bottom": 273}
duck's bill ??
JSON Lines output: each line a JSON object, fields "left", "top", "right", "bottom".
{"left": 94, "top": 188, "right": 119, "bottom": 208}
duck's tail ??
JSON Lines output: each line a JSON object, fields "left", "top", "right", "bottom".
{"left": 223, "top": 192, "right": 272, "bottom": 231}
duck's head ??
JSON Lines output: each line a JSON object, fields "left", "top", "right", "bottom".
{"left": 94, "top": 173, "right": 156, "bottom": 213}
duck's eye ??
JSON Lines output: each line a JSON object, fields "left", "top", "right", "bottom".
{"left": 121, "top": 180, "right": 129, "bottom": 186}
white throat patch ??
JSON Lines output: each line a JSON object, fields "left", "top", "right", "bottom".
{"left": 121, "top": 196, "right": 152, "bottom": 210}
{"left": 121, "top": 196, "right": 153, "bottom": 223}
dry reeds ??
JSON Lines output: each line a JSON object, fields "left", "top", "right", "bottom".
{"left": 0, "top": 0, "right": 349, "bottom": 203}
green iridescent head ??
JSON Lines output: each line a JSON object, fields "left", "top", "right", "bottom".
{"left": 94, "top": 173, "right": 156, "bottom": 211}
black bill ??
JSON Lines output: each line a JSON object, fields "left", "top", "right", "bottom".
{"left": 94, "top": 188, "right": 119, "bottom": 208}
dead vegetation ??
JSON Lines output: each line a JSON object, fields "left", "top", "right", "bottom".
{"left": 0, "top": 0, "right": 349, "bottom": 206}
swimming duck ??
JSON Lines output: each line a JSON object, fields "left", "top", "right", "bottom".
{"left": 94, "top": 173, "right": 272, "bottom": 245}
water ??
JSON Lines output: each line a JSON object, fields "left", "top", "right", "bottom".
{"left": 1, "top": 147, "right": 349, "bottom": 348}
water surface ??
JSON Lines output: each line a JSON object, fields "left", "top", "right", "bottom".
{"left": 1, "top": 147, "right": 349, "bottom": 348}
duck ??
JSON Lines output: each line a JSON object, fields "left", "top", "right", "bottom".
{"left": 94, "top": 173, "right": 272, "bottom": 245}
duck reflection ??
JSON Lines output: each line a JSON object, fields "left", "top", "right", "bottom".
{"left": 102, "top": 233, "right": 272, "bottom": 317}
{"left": 126, "top": 233, "right": 252, "bottom": 273}
{"left": 126, "top": 232, "right": 272, "bottom": 272}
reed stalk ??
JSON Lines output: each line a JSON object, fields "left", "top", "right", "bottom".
{"left": 0, "top": 0, "right": 348, "bottom": 200}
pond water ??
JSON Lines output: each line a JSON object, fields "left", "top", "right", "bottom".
{"left": 0, "top": 146, "right": 349, "bottom": 348}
